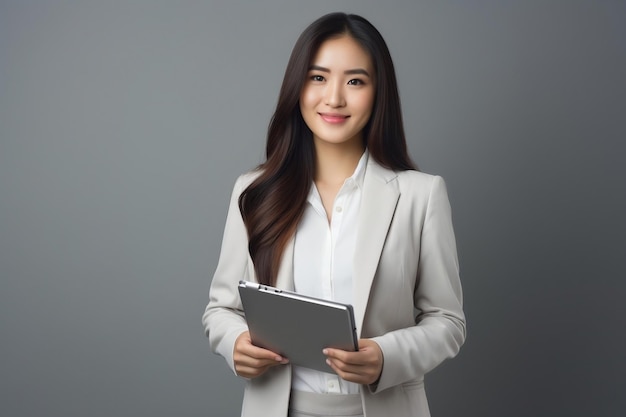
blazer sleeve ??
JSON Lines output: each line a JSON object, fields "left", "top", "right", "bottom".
{"left": 371, "top": 175, "right": 466, "bottom": 392}
{"left": 201, "top": 174, "right": 254, "bottom": 374}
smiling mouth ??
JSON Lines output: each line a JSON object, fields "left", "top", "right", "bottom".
{"left": 319, "top": 113, "right": 350, "bottom": 124}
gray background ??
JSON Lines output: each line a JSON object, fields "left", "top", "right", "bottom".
{"left": 1, "top": 1, "right": 624, "bottom": 416}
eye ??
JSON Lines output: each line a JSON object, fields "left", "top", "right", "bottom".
{"left": 347, "top": 79, "right": 364, "bottom": 86}
{"left": 310, "top": 75, "right": 325, "bottom": 82}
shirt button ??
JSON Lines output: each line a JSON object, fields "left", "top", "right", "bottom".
{"left": 327, "top": 380, "right": 339, "bottom": 393}
{"left": 335, "top": 206, "right": 343, "bottom": 213}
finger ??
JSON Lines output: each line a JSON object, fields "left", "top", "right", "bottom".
{"left": 326, "top": 356, "right": 369, "bottom": 374}
{"left": 324, "top": 339, "right": 380, "bottom": 362}
{"left": 324, "top": 348, "right": 370, "bottom": 366}
{"left": 240, "top": 343, "right": 287, "bottom": 362}
{"left": 357, "top": 339, "right": 376, "bottom": 349}
{"left": 235, "top": 354, "right": 282, "bottom": 369}
{"left": 235, "top": 364, "right": 270, "bottom": 379}
{"left": 325, "top": 359, "right": 374, "bottom": 384}
{"left": 323, "top": 348, "right": 356, "bottom": 364}
{"left": 234, "top": 354, "right": 288, "bottom": 378}
{"left": 236, "top": 334, "right": 287, "bottom": 362}
{"left": 325, "top": 343, "right": 382, "bottom": 385}
{"left": 234, "top": 345, "right": 288, "bottom": 368}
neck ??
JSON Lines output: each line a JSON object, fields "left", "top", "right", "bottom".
{"left": 314, "top": 139, "right": 364, "bottom": 186}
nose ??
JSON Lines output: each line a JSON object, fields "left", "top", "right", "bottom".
{"left": 324, "top": 80, "right": 346, "bottom": 108}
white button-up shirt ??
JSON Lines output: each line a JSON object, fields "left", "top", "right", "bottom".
{"left": 291, "top": 151, "right": 368, "bottom": 394}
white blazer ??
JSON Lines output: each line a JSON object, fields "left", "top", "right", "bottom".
{"left": 202, "top": 158, "right": 466, "bottom": 417}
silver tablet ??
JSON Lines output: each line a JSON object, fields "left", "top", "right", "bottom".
{"left": 238, "top": 280, "right": 358, "bottom": 373}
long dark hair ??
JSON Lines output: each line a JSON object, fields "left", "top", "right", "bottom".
{"left": 239, "top": 12, "right": 416, "bottom": 286}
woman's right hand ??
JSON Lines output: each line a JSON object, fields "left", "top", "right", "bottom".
{"left": 233, "top": 331, "right": 289, "bottom": 378}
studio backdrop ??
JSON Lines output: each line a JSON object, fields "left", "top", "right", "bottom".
{"left": 1, "top": 1, "right": 624, "bottom": 416}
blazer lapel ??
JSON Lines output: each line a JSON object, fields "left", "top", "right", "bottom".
{"left": 352, "top": 161, "right": 400, "bottom": 337}
{"left": 275, "top": 236, "right": 295, "bottom": 291}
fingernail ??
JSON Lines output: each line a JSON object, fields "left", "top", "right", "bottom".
{"left": 322, "top": 349, "right": 328, "bottom": 355}
{"left": 275, "top": 356, "right": 283, "bottom": 361}
{"left": 326, "top": 359, "right": 331, "bottom": 365}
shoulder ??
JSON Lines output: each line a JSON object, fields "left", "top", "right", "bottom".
{"left": 397, "top": 169, "right": 447, "bottom": 190}
{"left": 396, "top": 169, "right": 439, "bottom": 185}
{"left": 396, "top": 171, "right": 449, "bottom": 209}
{"left": 368, "top": 159, "right": 446, "bottom": 195}
{"left": 232, "top": 169, "right": 263, "bottom": 195}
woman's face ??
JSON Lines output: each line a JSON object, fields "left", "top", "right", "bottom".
{"left": 300, "top": 35, "right": 375, "bottom": 150}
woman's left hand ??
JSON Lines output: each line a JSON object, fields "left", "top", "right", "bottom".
{"left": 323, "top": 339, "right": 383, "bottom": 385}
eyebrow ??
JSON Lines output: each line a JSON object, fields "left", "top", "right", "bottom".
{"left": 309, "top": 65, "right": 371, "bottom": 77}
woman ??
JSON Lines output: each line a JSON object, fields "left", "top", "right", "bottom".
{"left": 203, "top": 12, "right": 465, "bottom": 417}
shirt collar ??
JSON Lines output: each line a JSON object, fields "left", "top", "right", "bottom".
{"left": 351, "top": 149, "right": 369, "bottom": 190}
{"left": 306, "top": 150, "right": 369, "bottom": 205}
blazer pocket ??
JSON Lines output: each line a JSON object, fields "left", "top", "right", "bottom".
{"left": 400, "top": 379, "right": 424, "bottom": 392}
